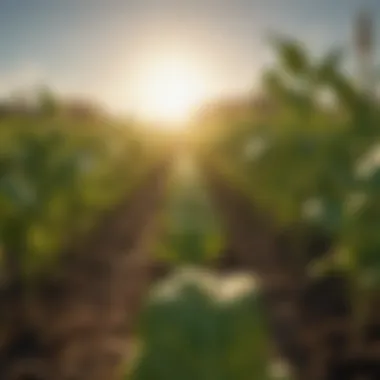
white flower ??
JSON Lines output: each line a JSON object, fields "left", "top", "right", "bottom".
{"left": 150, "top": 267, "right": 257, "bottom": 303}
{"left": 150, "top": 266, "right": 217, "bottom": 301}
{"left": 215, "top": 272, "right": 257, "bottom": 303}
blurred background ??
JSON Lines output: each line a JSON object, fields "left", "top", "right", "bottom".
{"left": 0, "top": 1, "right": 379, "bottom": 380}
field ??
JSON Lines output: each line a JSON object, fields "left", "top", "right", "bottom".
{"left": 0, "top": 37, "right": 379, "bottom": 380}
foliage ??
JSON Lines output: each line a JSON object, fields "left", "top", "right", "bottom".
{"left": 204, "top": 36, "right": 380, "bottom": 280}
{"left": 0, "top": 113, "right": 159, "bottom": 280}
{"left": 196, "top": 37, "right": 380, "bottom": 346}
{"left": 155, "top": 154, "right": 224, "bottom": 265}
{"left": 128, "top": 268, "right": 271, "bottom": 380}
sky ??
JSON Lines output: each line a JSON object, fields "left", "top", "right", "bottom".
{"left": 0, "top": 0, "right": 379, "bottom": 115}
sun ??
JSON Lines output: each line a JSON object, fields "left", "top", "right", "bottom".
{"left": 134, "top": 57, "right": 207, "bottom": 129}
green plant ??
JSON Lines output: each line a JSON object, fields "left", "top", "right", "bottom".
{"left": 129, "top": 268, "right": 270, "bottom": 380}
{"left": 0, "top": 114, "right": 160, "bottom": 283}
{"left": 199, "top": 37, "right": 380, "bottom": 348}
{"left": 155, "top": 155, "right": 224, "bottom": 265}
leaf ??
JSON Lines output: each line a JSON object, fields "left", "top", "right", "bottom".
{"left": 271, "top": 37, "right": 310, "bottom": 75}
{"left": 132, "top": 270, "right": 269, "bottom": 380}
{"left": 330, "top": 73, "right": 358, "bottom": 108}
{"left": 262, "top": 70, "right": 286, "bottom": 97}
{"left": 316, "top": 48, "right": 344, "bottom": 84}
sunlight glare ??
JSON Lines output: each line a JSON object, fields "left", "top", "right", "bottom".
{"left": 134, "top": 57, "right": 207, "bottom": 129}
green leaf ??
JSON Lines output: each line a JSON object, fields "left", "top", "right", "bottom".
{"left": 272, "top": 38, "right": 309, "bottom": 75}
{"left": 316, "top": 48, "right": 344, "bottom": 84}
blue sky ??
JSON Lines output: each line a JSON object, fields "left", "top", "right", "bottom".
{"left": 0, "top": 0, "right": 379, "bottom": 113}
